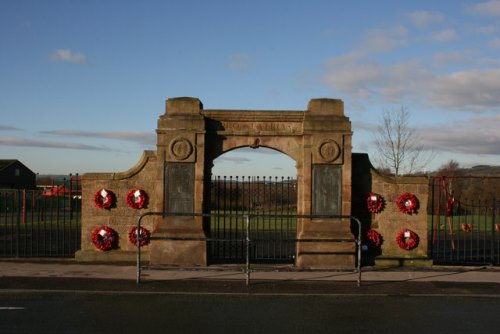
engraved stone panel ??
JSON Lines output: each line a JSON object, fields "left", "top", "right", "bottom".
{"left": 312, "top": 164, "right": 342, "bottom": 216}
{"left": 165, "top": 163, "right": 194, "bottom": 214}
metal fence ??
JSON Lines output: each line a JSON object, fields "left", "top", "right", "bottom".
{"left": 209, "top": 176, "right": 297, "bottom": 263}
{"left": 135, "top": 212, "right": 362, "bottom": 286}
{"left": 430, "top": 176, "right": 499, "bottom": 265}
{"left": 0, "top": 174, "right": 81, "bottom": 258}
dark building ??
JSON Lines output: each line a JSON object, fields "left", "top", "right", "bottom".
{"left": 0, "top": 160, "right": 36, "bottom": 189}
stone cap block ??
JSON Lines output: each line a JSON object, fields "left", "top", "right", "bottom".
{"left": 307, "top": 98, "right": 344, "bottom": 116}
{"left": 166, "top": 97, "right": 203, "bottom": 115}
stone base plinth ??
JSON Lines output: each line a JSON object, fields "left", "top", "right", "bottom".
{"left": 372, "top": 257, "right": 433, "bottom": 268}
{"left": 149, "top": 239, "right": 207, "bottom": 266}
{"left": 75, "top": 250, "right": 148, "bottom": 263}
{"left": 296, "top": 235, "right": 357, "bottom": 269}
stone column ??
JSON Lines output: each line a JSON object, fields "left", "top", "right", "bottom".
{"left": 296, "top": 98, "right": 355, "bottom": 269}
{"left": 150, "top": 97, "right": 208, "bottom": 266}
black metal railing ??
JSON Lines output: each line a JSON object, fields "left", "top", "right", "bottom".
{"left": 430, "top": 176, "right": 499, "bottom": 265}
{"left": 0, "top": 174, "right": 81, "bottom": 257}
{"left": 135, "top": 212, "right": 362, "bottom": 286}
{"left": 210, "top": 176, "right": 297, "bottom": 263}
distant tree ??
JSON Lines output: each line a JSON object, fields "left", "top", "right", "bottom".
{"left": 435, "top": 160, "right": 464, "bottom": 195}
{"left": 374, "top": 107, "right": 433, "bottom": 176}
{"left": 435, "top": 160, "right": 462, "bottom": 177}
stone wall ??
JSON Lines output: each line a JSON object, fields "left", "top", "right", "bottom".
{"left": 352, "top": 154, "right": 430, "bottom": 266}
{"left": 76, "top": 151, "right": 162, "bottom": 262}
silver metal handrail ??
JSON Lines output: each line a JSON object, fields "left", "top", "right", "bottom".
{"left": 135, "top": 212, "right": 363, "bottom": 286}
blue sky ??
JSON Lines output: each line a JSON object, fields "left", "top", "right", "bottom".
{"left": 1, "top": 0, "right": 500, "bottom": 177}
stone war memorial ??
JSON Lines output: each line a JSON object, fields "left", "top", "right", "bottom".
{"left": 76, "top": 97, "right": 429, "bottom": 268}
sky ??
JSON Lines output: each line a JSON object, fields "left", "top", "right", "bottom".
{"left": 1, "top": 0, "right": 500, "bottom": 177}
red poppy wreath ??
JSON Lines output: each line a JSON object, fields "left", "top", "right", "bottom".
{"left": 396, "top": 193, "right": 419, "bottom": 214}
{"left": 366, "top": 192, "right": 384, "bottom": 213}
{"left": 396, "top": 228, "right": 419, "bottom": 250}
{"left": 128, "top": 226, "right": 151, "bottom": 247}
{"left": 365, "top": 229, "right": 383, "bottom": 251}
{"left": 91, "top": 225, "right": 117, "bottom": 251}
{"left": 126, "top": 189, "right": 148, "bottom": 209}
{"left": 93, "top": 188, "right": 115, "bottom": 209}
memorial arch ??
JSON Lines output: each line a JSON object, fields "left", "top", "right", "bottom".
{"left": 153, "top": 97, "right": 354, "bottom": 268}
{"left": 78, "top": 96, "right": 429, "bottom": 269}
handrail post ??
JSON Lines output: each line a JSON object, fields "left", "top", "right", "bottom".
{"left": 136, "top": 214, "right": 143, "bottom": 284}
{"left": 352, "top": 216, "right": 362, "bottom": 287}
{"left": 245, "top": 214, "right": 250, "bottom": 286}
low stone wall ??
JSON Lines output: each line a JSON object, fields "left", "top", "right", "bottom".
{"left": 352, "top": 154, "right": 431, "bottom": 267}
{"left": 75, "top": 151, "right": 160, "bottom": 262}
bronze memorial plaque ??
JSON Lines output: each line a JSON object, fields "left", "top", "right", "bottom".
{"left": 165, "top": 163, "right": 194, "bottom": 214}
{"left": 312, "top": 164, "right": 341, "bottom": 216}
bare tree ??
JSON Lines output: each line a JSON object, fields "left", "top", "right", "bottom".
{"left": 374, "top": 107, "right": 433, "bottom": 176}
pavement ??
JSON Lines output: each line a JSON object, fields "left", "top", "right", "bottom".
{"left": 1, "top": 259, "right": 500, "bottom": 295}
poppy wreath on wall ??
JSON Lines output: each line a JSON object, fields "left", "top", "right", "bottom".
{"left": 396, "top": 228, "right": 419, "bottom": 250}
{"left": 461, "top": 223, "right": 473, "bottom": 233}
{"left": 91, "top": 225, "right": 118, "bottom": 251}
{"left": 364, "top": 229, "right": 383, "bottom": 251}
{"left": 128, "top": 226, "right": 151, "bottom": 247}
{"left": 396, "top": 192, "right": 419, "bottom": 214}
{"left": 366, "top": 192, "right": 384, "bottom": 213}
{"left": 126, "top": 189, "right": 148, "bottom": 209}
{"left": 94, "top": 188, "right": 115, "bottom": 209}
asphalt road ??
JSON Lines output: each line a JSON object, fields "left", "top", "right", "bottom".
{"left": 1, "top": 289, "right": 500, "bottom": 334}
{"left": 1, "top": 277, "right": 500, "bottom": 333}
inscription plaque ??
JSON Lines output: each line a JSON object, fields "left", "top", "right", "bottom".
{"left": 312, "top": 164, "right": 341, "bottom": 216}
{"left": 165, "top": 163, "right": 194, "bottom": 214}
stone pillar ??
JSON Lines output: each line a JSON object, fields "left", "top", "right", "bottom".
{"left": 150, "top": 97, "right": 208, "bottom": 266}
{"left": 296, "top": 98, "right": 355, "bottom": 269}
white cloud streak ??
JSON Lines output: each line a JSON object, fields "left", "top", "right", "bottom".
{"left": 323, "top": 54, "right": 500, "bottom": 111}
{"left": 0, "top": 137, "right": 109, "bottom": 151}
{"left": 419, "top": 115, "right": 500, "bottom": 155}
{"left": 50, "top": 49, "right": 87, "bottom": 64}
{"left": 40, "top": 130, "right": 155, "bottom": 146}
{"left": 467, "top": 0, "right": 500, "bottom": 17}
{"left": 407, "top": 11, "right": 444, "bottom": 28}
{"left": 0, "top": 125, "right": 21, "bottom": 131}
{"left": 430, "top": 29, "right": 458, "bottom": 42}
{"left": 228, "top": 54, "right": 253, "bottom": 71}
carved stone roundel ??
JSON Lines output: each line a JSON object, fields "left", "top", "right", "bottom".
{"left": 169, "top": 137, "right": 193, "bottom": 160}
{"left": 319, "top": 140, "right": 340, "bottom": 162}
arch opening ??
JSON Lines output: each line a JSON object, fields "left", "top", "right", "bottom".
{"left": 208, "top": 146, "right": 298, "bottom": 264}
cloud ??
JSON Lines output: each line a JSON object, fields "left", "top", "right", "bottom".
{"left": 0, "top": 125, "right": 21, "bottom": 131}
{"left": 228, "top": 54, "right": 253, "bottom": 71}
{"left": 407, "top": 11, "right": 444, "bottom": 28}
{"left": 360, "top": 25, "right": 408, "bottom": 53}
{"left": 419, "top": 115, "right": 500, "bottom": 155}
{"left": 489, "top": 37, "right": 500, "bottom": 49}
{"left": 0, "top": 137, "right": 109, "bottom": 151}
{"left": 50, "top": 49, "right": 87, "bottom": 64}
{"left": 430, "top": 29, "right": 458, "bottom": 42}
{"left": 467, "top": 0, "right": 500, "bottom": 17}
{"left": 323, "top": 55, "right": 431, "bottom": 103}
{"left": 428, "top": 69, "right": 500, "bottom": 110}
{"left": 476, "top": 25, "right": 497, "bottom": 35}
{"left": 323, "top": 51, "right": 500, "bottom": 112}
{"left": 216, "top": 156, "right": 251, "bottom": 164}
{"left": 431, "top": 50, "right": 479, "bottom": 67}
{"left": 40, "top": 130, "right": 155, "bottom": 146}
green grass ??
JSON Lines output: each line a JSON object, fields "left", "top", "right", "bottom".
{"left": 210, "top": 210, "right": 297, "bottom": 232}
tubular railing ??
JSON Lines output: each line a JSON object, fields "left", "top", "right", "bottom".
{"left": 135, "top": 212, "right": 363, "bottom": 286}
